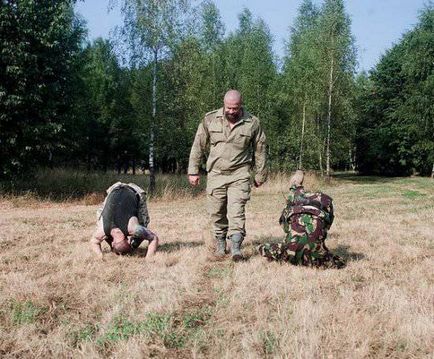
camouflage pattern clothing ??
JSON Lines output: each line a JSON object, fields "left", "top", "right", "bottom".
{"left": 258, "top": 185, "right": 345, "bottom": 269}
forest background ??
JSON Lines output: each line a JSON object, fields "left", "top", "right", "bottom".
{"left": 1, "top": 0, "right": 433, "bottom": 194}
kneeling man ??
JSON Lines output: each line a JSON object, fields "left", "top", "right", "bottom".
{"left": 258, "top": 171, "right": 345, "bottom": 269}
{"left": 90, "top": 182, "right": 159, "bottom": 258}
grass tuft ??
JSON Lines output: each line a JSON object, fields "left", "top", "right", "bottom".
{"left": 261, "top": 330, "right": 278, "bottom": 355}
{"left": 11, "top": 300, "right": 46, "bottom": 325}
{"left": 182, "top": 306, "right": 212, "bottom": 329}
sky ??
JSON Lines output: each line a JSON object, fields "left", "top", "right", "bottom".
{"left": 74, "top": 0, "right": 429, "bottom": 72}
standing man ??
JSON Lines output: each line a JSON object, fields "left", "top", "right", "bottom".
{"left": 188, "top": 90, "right": 267, "bottom": 261}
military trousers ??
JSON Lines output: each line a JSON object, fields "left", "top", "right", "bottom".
{"left": 206, "top": 169, "right": 251, "bottom": 239}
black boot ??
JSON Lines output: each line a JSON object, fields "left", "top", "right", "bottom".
{"left": 230, "top": 233, "right": 244, "bottom": 261}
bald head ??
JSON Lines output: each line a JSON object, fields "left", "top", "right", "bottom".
{"left": 224, "top": 90, "right": 242, "bottom": 104}
{"left": 223, "top": 90, "right": 243, "bottom": 123}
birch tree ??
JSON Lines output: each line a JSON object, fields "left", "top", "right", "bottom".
{"left": 283, "top": 0, "right": 321, "bottom": 169}
{"left": 116, "top": 0, "right": 191, "bottom": 192}
{"left": 317, "top": 0, "right": 356, "bottom": 176}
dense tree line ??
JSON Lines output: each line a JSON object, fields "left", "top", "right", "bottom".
{"left": 1, "top": 0, "right": 432, "bottom": 182}
{"left": 0, "top": 0, "right": 84, "bottom": 178}
{"left": 355, "top": 6, "right": 434, "bottom": 176}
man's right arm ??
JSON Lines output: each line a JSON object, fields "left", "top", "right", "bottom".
{"left": 90, "top": 236, "right": 104, "bottom": 259}
{"left": 188, "top": 120, "right": 209, "bottom": 185}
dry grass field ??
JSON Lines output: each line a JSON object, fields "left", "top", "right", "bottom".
{"left": 0, "top": 174, "right": 433, "bottom": 358}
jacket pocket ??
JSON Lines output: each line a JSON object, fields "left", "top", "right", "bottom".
{"left": 233, "top": 130, "right": 251, "bottom": 147}
{"left": 209, "top": 128, "right": 225, "bottom": 145}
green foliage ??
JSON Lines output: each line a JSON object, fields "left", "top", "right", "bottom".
{"left": 0, "top": 0, "right": 85, "bottom": 178}
{"left": 66, "top": 38, "right": 141, "bottom": 171}
{"left": 356, "top": 6, "right": 434, "bottom": 176}
{"left": 1, "top": 0, "right": 431, "bottom": 179}
{"left": 200, "top": 0, "right": 225, "bottom": 52}
{"left": 280, "top": 0, "right": 357, "bottom": 172}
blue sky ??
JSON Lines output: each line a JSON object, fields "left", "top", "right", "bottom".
{"left": 75, "top": 0, "right": 429, "bottom": 72}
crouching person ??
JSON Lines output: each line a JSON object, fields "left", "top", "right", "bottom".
{"left": 90, "top": 182, "right": 159, "bottom": 258}
{"left": 258, "top": 170, "right": 345, "bottom": 269}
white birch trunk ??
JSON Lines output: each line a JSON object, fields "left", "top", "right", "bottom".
{"left": 326, "top": 53, "right": 334, "bottom": 177}
{"left": 149, "top": 48, "right": 158, "bottom": 193}
{"left": 317, "top": 116, "right": 323, "bottom": 176}
{"left": 298, "top": 99, "right": 306, "bottom": 169}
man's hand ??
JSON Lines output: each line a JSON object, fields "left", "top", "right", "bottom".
{"left": 254, "top": 180, "right": 264, "bottom": 188}
{"left": 90, "top": 237, "right": 104, "bottom": 259}
{"left": 189, "top": 175, "right": 200, "bottom": 186}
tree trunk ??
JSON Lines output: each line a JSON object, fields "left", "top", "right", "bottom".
{"left": 123, "top": 159, "right": 128, "bottom": 174}
{"left": 316, "top": 116, "right": 323, "bottom": 176}
{"left": 149, "top": 49, "right": 158, "bottom": 194}
{"left": 431, "top": 163, "right": 434, "bottom": 178}
{"left": 132, "top": 158, "right": 136, "bottom": 175}
{"left": 298, "top": 99, "right": 306, "bottom": 169}
{"left": 326, "top": 53, "right": 334, "bottom": 178}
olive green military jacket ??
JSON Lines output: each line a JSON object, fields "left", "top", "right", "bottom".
{"left": 188, "top": 107, "right": 268, "bottom": 184}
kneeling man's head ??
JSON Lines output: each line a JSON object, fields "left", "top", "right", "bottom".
{"left": 110, "top": 228, "right": 132, "bottom": 255}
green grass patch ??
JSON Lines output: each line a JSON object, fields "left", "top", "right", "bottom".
{"left": 401, "top": 190, "right": 424, "bottom": 199}
{"left": 11, "top": 300, "right": 46, "bottom": 325}
{"left": 182, "top": 306, "right": 212, "bottom": 329}
{"left": 260, "top": 330, "right": 278, "bottom": 355}
{"left": 70, "top": 309, "right": 213, "bottom": 350}
{"left": 97, "top": 317, "right": 145, "bottom": 345}
{"left": 94, "top": 312, "right": 186, "bottom": 349}
{"left": 70, "top": 323, "right": 99, "bottom": 346}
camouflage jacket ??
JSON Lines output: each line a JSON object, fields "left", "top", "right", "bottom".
{"left": 279, "top": 185, "right": 334, "bottom": 232}
{"left": 96, "top": 182, "right": 150, "bottom": 227}
{"left": 188, "top": 107, "right": 268, "bottom": 184}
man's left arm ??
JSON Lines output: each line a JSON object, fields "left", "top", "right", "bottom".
{"left": 253, "top": 120, "right": 268, "bottom": 187}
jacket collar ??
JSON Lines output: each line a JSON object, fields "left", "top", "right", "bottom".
{"left": 217, "top": 107, "right": 252, "bottom": 123}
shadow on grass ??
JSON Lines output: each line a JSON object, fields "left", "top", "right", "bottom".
{"left": 247, "top": 237, "right": 365, "bottom": 264}
{"left": 333, "top": 173, "right": 401, "bottom": 184}
{"left": 333, "top": 244, "right": 365, "bottom": 262}
{"left": 157, "top": 241, "right": 204, "bottom": 254}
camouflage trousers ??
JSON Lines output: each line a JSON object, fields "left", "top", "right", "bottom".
{"left": 258, "top": 214, "right": 345, "bottom": 269}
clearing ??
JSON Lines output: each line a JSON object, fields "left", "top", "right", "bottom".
{"left": 0, "top": 175, "right": 433, "bottom": 358}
